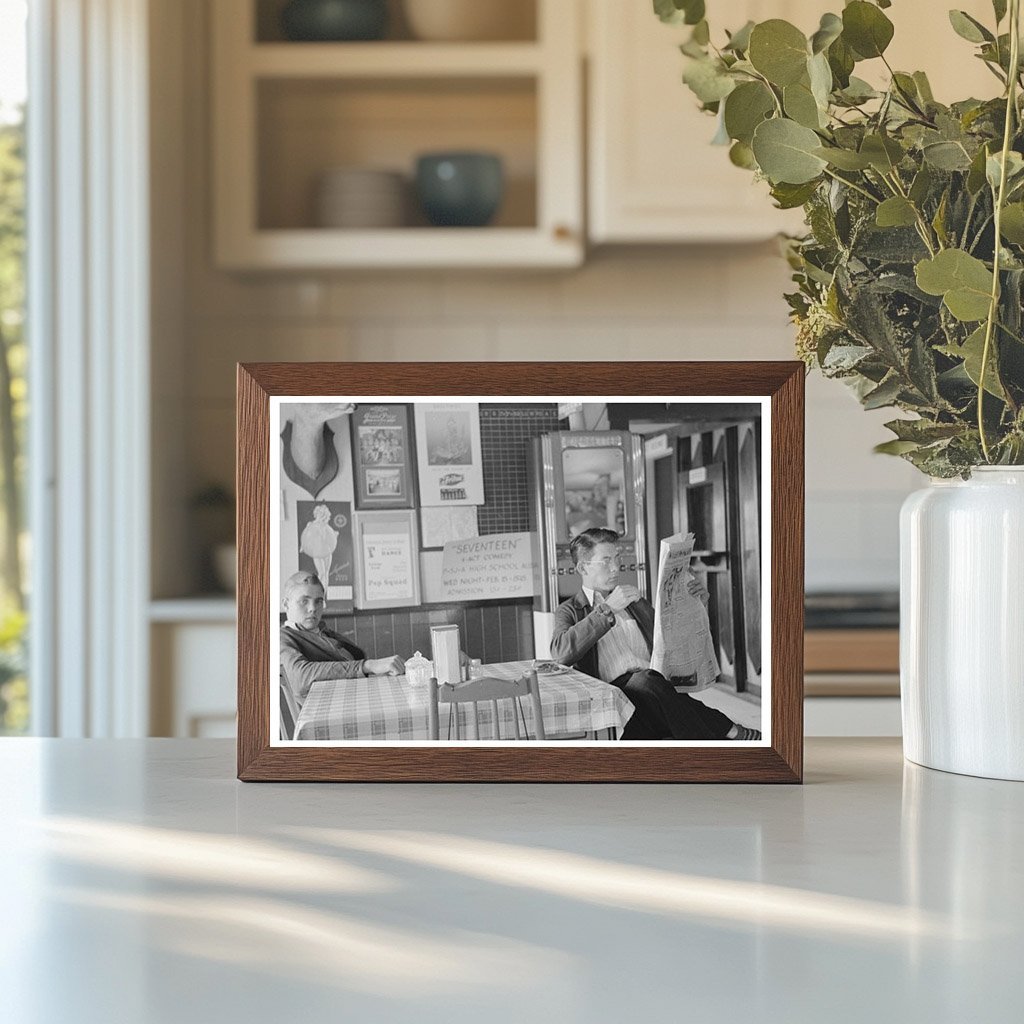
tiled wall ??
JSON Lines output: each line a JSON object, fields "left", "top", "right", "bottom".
{"left": 156, "top": 0, "right": 922, "bottom": 598}
{"left": 171, "top": 250, "right": 919, "bottom": 597}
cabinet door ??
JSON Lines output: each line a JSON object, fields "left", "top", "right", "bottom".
{"left": 212, "top": 0, "right": 584, "bottom": 269}
{"left": 588, "top": 0, "right": 999, "bottom": 244}
{"left": 587, "top": 0, "right": 807, "bottom": 242}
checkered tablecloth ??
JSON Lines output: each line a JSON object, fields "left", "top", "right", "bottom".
{"left": 292, "top": 660, "right": 634, "bottom": 741}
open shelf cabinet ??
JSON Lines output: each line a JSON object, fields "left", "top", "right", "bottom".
{"left": 212, "top": 0, "right": 583, "bottom": 268}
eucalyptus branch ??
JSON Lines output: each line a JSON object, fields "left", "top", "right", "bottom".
{"left": 884, "top": 170, "right": 939, "bottom": 255}
{"left": 962, "top": 191, "right": 980, "bottom": 249}
{"left": 822, "top": 167, "right": 881, "bottom": 205}
{"left": 749, "top": 68, "right": 784, "bottom": 117}
{"left": 969, "top": 213, "right": 994, "bottom": 254}
{"left": 979, "top": 0, "right": 1021, "bottom": 461}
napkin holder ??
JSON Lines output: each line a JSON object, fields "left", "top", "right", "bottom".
{"left": 430, "top": 624, "right": 462, "bottom": 686}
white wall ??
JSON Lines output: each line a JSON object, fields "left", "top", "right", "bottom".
{"left": 154, "top": 0, "right": 922, "bottom": 598}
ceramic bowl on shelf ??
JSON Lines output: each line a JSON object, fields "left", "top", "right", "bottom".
{"left": 414, "top": 152, "right": 504, "bottom": 227}
{"left": 315, "top": 167, "right": 408, "bottom": 228}
{"left": 402, "top": 0, "right": 533, "bottom": 41}
{"left": 280, "top": 0, "right": 388, "bottom": 42}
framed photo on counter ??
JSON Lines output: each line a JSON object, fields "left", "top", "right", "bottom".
{"left": 237, "top": 362, "right": 804, "bottom": 784}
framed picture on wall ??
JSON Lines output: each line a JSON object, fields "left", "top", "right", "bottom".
{"left": 238, "top": 361, "right": 804, "bottom": 783}
{"left": 350, "top": 403, "right": 415, "bottom": 509}
{"left": 414, "top": 401, "right": 485, "bottom": 506}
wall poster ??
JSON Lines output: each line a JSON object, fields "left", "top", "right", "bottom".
{"left": 414, "top": 402, "right": 485, "bottom": 506}
{"left": 351, "top": 404, "right": 415, "bottom": 509}
{"left": 295, "top": 500, "right": 353, "bottom": 607}
{"left": 351, "top": 509, "right": 421, "bottom": 610}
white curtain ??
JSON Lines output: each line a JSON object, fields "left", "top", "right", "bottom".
{"left": 28, "top": 0, "right": 150, "bottom": 736}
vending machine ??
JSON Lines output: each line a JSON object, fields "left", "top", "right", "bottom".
{"left": 529, "top": 431, "right": 647, "bottom": 658}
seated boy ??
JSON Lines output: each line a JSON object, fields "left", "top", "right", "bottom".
{"left": 280, "top": 571, "right": 405, "bottom": 711}
{"left": 550, "top": 529, "right": 761, "bottom": 741}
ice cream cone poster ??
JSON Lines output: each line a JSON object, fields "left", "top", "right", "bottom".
{"left": 296, "top": 500, "right": 353, "bottom": 607}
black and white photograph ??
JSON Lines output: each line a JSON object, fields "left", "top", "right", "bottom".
{"left": 273, "top": 397, "right": 768, "bottom": 746}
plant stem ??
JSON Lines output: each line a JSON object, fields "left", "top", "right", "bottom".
{"left": 822, "top": 167, "right": 880, "bottom": 205}
{"left": 750, "top": 69, "right": 783, "bottom": 117}
{"left": 884, "top": 171, "right": 939, "bottom": 255}
{"left": 979, "top": 0, "right": 1021, "bottom": 461}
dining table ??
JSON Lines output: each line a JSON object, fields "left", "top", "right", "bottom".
{"left": 292, "top": 660, "right": 634, "bottom": 741}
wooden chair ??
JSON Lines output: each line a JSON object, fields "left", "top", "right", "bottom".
{"left": 279, "top": 667, "right": 300, "bottom": 741}
{"left": 428, "top": 671, "right": 546, "bottom": 741}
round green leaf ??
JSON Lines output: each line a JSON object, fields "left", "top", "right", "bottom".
{"left": 875, "top": 197, "right": 918, "bottom": 228}
{"left": 724, "top": 20, "right": 755, "bottom": 53}
{"left": 654, "top": 0, "right": 705, "bottom": 26}
{"left": 771, "top": 180, "right": 820, "bottom": 209}
{"left": 807, "top": 52, "right": 833, "bottom": 109}
{"left": 813, "top": 146, "right": 872, "bottom": 170}
{"left": 949, "top": 10, "right": 994, "bottom": 44}
{"left": 748, "top": 20, "right": 809, "bottom": 86}
{"left": 860, "top": 133, "right": 904, "bottom": 173}
{"left": 724, "top": 81, "right": 775, "bottom": 144}
{"left": 729, "top": 140, "right": 757, "bottom": 170}
{"left": 827, "top": 36, "right": 856, "bottom": 89}
{"left": 923, "top": 141, "right": 973, "bottom": 172}
{"left": 999, "top": 203, "right": 1024, "bottom": 245}
{"left": 915, "top": 249, "right": 994, "bottom": 322}
{"left": 810, "top": 13, "right": 843, "bottom": 55}
{"left": 842, "top": 1, "right": 894, "bottom": 59}
{"left": 682, "top": 57, "right": 736, "bottom": 104}
{"left": 752, "top": 118, "right": 828, "bottom": 184}
{"left": 783, "top": 81, "right": 823, "bottom": 129}
{"left": 945, "top": 326, "right": 1006, "bottom": 398}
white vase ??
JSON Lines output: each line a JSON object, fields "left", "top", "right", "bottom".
{"left": 900, "top": 467, "right": 1024, "bottom": 781}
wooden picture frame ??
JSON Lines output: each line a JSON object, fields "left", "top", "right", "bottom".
{"left": 238, "top": 362, "right": 804, "bottom": 782}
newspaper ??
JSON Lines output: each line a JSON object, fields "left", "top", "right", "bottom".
{"left": 650, "top": 532, "right": 720, "bottom": 690}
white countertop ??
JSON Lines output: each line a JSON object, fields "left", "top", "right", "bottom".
{"left": 1, "top": 738, "right": 1020, "bottom": 1023}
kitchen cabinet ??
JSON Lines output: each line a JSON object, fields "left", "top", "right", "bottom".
{"left": 587, "top": 0, "right": 809, "bottom": 243}
{"left": 586, "top": 0, "right": 999, "bottom": 244}
{"left": 150, "top": 601, "right": 237, "bottom": 737}
{"left": 211, "top": 0, "right": 583, "bottom": 269}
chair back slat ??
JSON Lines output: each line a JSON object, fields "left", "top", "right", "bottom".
{"left": 428, "top": 678, "right": 440, "bottom": 741}
{"left": 429, "top": 671, "right": 544, "bottom": 741}
{"left": 280, "top": 668, "right": 300, "bottom": 741}
{"left": 527, "top": 672, "right": 546, "bottom": 740}
{"left": 437, "top": 675, "right": 531, "bottom": 704}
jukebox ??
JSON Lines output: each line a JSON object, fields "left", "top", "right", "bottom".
{"left": 529, "top": 431, "right": 647, "bottom": 658}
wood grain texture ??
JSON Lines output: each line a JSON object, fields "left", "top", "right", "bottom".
{"left": 804, "top": 629, "right": 899, "bottom": 673}
{"left": 236, "top": 361, "right": 805, "bottom": 783}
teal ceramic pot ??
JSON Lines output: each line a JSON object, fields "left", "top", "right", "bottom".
{"left": 415, "top": 152, "right": 505, "bottom": 227}
{"left": 281, "top": 0, "right": 388, "bottom": 41}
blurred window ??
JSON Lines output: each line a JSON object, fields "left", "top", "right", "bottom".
{"left": 0, "top": 0, "right": 28, "bottom": 734}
